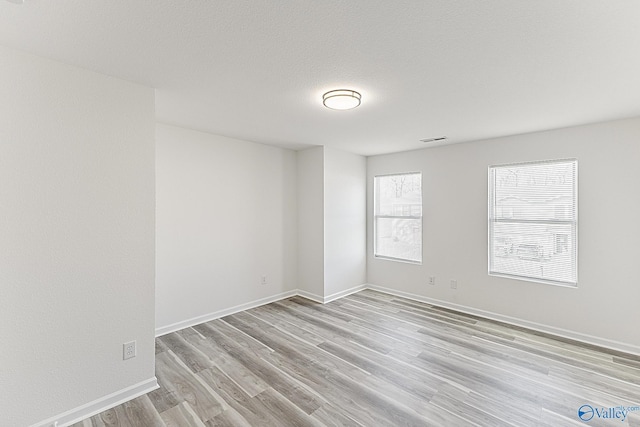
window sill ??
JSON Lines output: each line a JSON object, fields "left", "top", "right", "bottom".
{"left": 489, "top": 272, "right": 577, "bottom": 288}
{"left": 374, "top": 255, "right": 422, "bottom": 265}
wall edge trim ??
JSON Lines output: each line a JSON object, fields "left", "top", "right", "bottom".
{"left": 323, "top": 284, "right": 368, "bottom": 304}
{"left": 367, "top": 284, "right": 640, "bottom": 356}
{"left": 155, "top": 290, "right": 298, "bottom": 337}
{"left": 30, "top": 377, "right": 159, "bottom": 427}
{"left": 156, "top": 284, "right": 368, "bottom": 336}
{"left": 48, "top": 282, "right": 639, "bottom": 426}
{"left": 295, "top": 289, "right": 324, "bottom": 304}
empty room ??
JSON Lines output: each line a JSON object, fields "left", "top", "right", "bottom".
{"left": 1, "top": 1, "right": 639, "bottom": 426}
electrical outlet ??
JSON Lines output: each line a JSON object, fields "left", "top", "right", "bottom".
{"left": 123, "top": 341, "right": 136, "bottom": 360}
{"left": 261, "top": 275, "right": 268, "bottom": 285}
{"left": 450, "top": 280, "right": 458, "bottom": 289}
{"left": 428, "top": 276, "right": 435, "bottom": 285}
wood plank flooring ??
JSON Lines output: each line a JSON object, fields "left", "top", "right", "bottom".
{"left": 72, "top": 290, "right": 640, "bottom": 426}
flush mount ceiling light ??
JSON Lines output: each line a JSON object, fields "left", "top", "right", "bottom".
{"left": 322, "top": 89, "right": 361, "bottom": 110}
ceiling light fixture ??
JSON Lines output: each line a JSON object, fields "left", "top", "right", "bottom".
{"left": 322, "top": 89, "right": 361, "bottom": 110}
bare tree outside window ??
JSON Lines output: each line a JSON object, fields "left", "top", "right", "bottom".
{"left": 374, "top": 173, "right": 422, "bottom": 263}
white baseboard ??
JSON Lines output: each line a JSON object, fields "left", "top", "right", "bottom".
{"left": 323, "top": 284, "right": 368, "bottom": 303}
{"left": 295, "top": 289, "right": 324, "bottom": 303}
{"left": 367, "top": 284, "right": 640, "bottom": 356}
{"left": 158, "top": 282, "right": 639, "bottom": 356}
{"left": 156, "top": 284, "right": 368, "bottom": 336}
{"left": 30, "top": 377, "right": 159, "bottom": 427}
{"left": 34, "top": 282, "right": 639, "bottom": 427}
{"left": 155, "top": 290, "right": 298, "bottom": 337}
{"left": 297, "top": 284, "right": 368, "bottom": 304}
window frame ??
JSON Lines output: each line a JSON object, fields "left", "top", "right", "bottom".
{"left": 488, "top": 158, "right": 578, "bottom": 287}
{"left": 373, "top": 171, "right": 423, "bottom": 264}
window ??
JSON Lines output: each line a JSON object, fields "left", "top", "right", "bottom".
{"left": 374, "top": 173, "right": 422, "bottom": 263}
{"left": 489, "top": 159, "right": 577, "bottom": 286}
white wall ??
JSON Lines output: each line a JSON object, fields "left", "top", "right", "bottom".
{"left": 156, "top": 124, "right": 298, "bottom": 333}
{"left": 324, "top": 147, "right": 367, "bottom": 298}
{"left": 296, "top": 146, "right": 367, "bottom": 301}
{"left": 296, "top": 147, "right": 325, "bottom": 300}
{"left": 367, "top": 117, "right": 640, "bottom": 352}
{"left": 0, "top": 46, "right": 156, "bottom": 426}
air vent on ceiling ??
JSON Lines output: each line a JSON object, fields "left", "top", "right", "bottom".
{"left": 420, "top": 136, "right": 447, "bottom": 143}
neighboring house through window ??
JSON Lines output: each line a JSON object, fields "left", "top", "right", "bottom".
{"left": 488, "top": 159, "right": 578, "bottom": 286}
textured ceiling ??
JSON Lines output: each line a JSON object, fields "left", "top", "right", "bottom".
{"left": 1, "top": 1, "right": 639, "bottom": 155}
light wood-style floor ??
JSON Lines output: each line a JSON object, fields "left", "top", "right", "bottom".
{"left": 73, "top": 290, "right": 640, "bottom": 426}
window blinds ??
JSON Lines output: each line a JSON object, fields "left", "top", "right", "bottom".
{"left": 489, "top": 159, "right": 577, "bottom": 286}
{"left": 374, "top": 173, "right": 422, "bottom": 263}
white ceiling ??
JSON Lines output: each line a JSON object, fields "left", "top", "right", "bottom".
{"left": 1, "top": 1, "right": 639, "bottom": 156}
